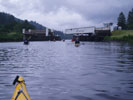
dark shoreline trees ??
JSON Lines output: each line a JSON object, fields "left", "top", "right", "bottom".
{"left": 117, "top": 8, "right": 133, "bottom": 30}
{"left": 127, "top": 8, "right": 133, "bottom": 30}
{"left": 117, "top": 12, "right": 126, "bottom": 30}
{"left": 0, "top": 12, "right": 35, "bottom": 34}
{"left": 0, "top": 12, "right": 35, "bottom": 41}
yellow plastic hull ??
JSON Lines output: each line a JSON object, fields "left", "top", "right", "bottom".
{"left": 11, "top": 77, "right": 31, "bottom": 100}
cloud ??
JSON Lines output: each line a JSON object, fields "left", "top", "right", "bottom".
{"left": 0, "top": 0, "right": 133, "bottom": 30}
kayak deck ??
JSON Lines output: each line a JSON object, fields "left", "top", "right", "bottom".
{"left": 11, "top": 76, "right": 31, "bottom": 100}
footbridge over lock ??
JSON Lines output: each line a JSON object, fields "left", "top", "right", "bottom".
{"left": 65, "top": 26, "right": 96, "bottom": 37}
{"left": 22, "top": 28, "right": 59, "bottom": 41}
{"left": 65, "top": 26, "right": 111, "bottom": 41}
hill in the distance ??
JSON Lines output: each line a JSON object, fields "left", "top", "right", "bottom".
{"left": 0, "top": 12, "right": 68, "bottom": 40}
{"left": 29, "top": 21, "right": 46, "bottom": 30}
{"left": 0, "top": 12, "right": 46, "bottom": 30}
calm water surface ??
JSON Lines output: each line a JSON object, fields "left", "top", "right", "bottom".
{"left": 0, "top": 41, "right": 133, "bottom": 100}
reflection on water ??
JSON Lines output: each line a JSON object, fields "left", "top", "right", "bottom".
{"left": 0, "top": 41, "right": 133, "bottom": 100}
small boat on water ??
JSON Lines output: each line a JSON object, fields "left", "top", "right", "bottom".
{"left": 24, "top": 40, "right": 29, "bottom": 45}
{"left": 75, "top": 43, "right": 80, "bottom": 47}
{"left": 11, "top": 76, "right": 31, "bottom": 100}
{"left": 75, "top": 38, "right": 80, "bottom": 47}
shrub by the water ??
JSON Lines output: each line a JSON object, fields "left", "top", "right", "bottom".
{"left": 0, "top": 32, "right": 23, "bottom": 42}
{"left": 105, "top": 30, "right": 133, "bottom": 43}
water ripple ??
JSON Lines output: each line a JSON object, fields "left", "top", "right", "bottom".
{"left": 0, "top": 41, "right": 133, "bottom": 100}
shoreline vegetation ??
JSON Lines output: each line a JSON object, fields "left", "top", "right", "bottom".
{"left": 0, "top": 30, "right": 133, "bottom": 43}
{"left": 0, "top": 12, "right": 45, "bottom": 42}
{"left": 105, "top": 30, "right": 133, "bottom": 43}
{"left": 0, "top": 8, "right": 133, "bottom": 43}
{"left": 0, "top": 32, "right": 23, "bottom": 42}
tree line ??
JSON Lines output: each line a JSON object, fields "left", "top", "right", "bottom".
{"left": 0, "top": 12, "right": 36, "bottom": 41}
{"left": 117, "top": 8, "right": 133, "bottom": 30}
{"left": 0, "top": 12, "right": 35, "bottom": 34}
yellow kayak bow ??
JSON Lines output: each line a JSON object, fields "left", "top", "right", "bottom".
{"left": 11, "top": 76, "right": 31, "bottom": 100}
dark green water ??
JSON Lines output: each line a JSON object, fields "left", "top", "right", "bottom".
{"left": 0, "top": 41, "right": 133, "bottom": 100}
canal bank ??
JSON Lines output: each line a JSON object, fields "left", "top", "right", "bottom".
{"left": 0, "top": 30, "right": 61, "bottom": 42}
{"left": 105, "top": 30, "right": 133, "bottom": 43}
{"left": 0, "top": 32, "right": 23, "bottom": 42}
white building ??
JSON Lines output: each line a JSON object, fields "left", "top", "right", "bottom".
{"left": 65, "top": 26, "right": 96, "bottom": 36}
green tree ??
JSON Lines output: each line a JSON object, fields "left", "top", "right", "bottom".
{"left": 117, "top": 12, "right": 126, "bottom": 30}
{"left": 127, "top": 8, "right": 133, "bottom": 30}
{"left": 22, "top": 20, "right": 35, "bottom": 30}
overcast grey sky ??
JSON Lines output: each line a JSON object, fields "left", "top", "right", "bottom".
{"left": 0, "top": 0, "right": 133, "bottom": 30}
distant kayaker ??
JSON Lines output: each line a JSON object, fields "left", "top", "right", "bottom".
{"left": 75, "top": 37, "right": 80, "bottom": 44}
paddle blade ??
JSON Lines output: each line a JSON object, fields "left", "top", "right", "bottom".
{"left": 13, "top": 76, "right": 19, "bottom": 85}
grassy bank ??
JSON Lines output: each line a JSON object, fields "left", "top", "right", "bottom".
{"left": 0, "top": 32, "right": 23, "bottom": 42}
{"left": 105, "top": 30, "right": 133, "bottom": 43}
